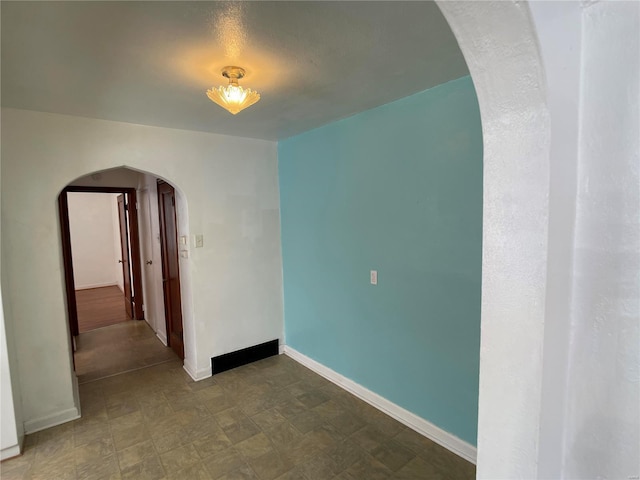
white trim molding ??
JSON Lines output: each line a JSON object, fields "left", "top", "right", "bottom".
{"left": 1, "top": 443, "right": 21, "bottom": 461}
{"left": 156, "top": 331, "right": 168, "bottom": 347}
{"left": 284, "top": 346, "right": 477, "bottom": 464}
{"left": 23, "top": 407, "right": 80, "bottom": 435}
{"left": 183, "top": 359, "right": 211, "bottom": 382}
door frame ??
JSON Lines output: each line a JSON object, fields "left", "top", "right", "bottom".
{"left": 59, "top": 186, "right": 145, "bottom": 340}
{"left": 116, "top": 194, "right": 134, "bottom": 319}
{"left": 156, "top": 180, "right": 185, "bottom": 359}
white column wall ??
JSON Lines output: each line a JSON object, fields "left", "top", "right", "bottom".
{"left": 0, "top": 143, "right": 20, "bottom": 460}
{"left": 0, "top": 286, "right": 20, "bottom": 460}
{"left": 528, "top": 3, "right": 582, "bottom": 477}
{"left": 440, "top": 2, "right": 639, "bottom": 477}
{"left": 437, "top": 3, "right": 550, "bottom": 477}
{"left": 0, "top": 143, "right": 24, "bottom": 457}
{"left": 528, "top": 3, "right": 640, "bottom": 478}
{"left": 563, "top": 2, "right": 640, "bottom": 478}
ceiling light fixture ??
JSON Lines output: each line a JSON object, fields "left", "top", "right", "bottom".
{"left": 206, "top": 66, "right": 260, "bottom": 115}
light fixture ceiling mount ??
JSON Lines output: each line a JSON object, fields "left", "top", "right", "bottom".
{"left": 206, "top": 66, "right": 261, "bottom": 115}
{"left": 221, "top": 66, "right": 246, "bottom": 82}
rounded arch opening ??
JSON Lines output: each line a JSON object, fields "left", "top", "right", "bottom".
{"left": 436, "top": 1, "right": 551, "bottom": 477}
{"left": 57, "top": 165, "right": 197, "bottom": 391}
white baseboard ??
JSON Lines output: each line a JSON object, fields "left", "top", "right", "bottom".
{"left": 156, "top": 331, "right": 168, "bottom": 346}
{"left": 284, "top": 346, "right": 477, "bottom": 465}
{"left": 72, "top": 372, "right": 81, "bottom": 418}
{"left": 183, "top": 359, "right": 211, "bottom": 381}
{"left": 74, "top": 282, "right": 118, "bottom": 291}
{"left": 1, "top": 443, "right": 21, "bottom": 461}
{"left": 23, "top": 407, "right": 80, "bottom": 435}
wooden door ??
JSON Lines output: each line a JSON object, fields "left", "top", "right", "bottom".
{"left": 117, "top": 194, "right": 134, "bottom": 319}
{"left": 58, "top": 191, "right": 79, "bottom": 352}
{"left": 126, "top": 191, "right": 145, "bottom": 320}
{"left": 157, "top": 181, "right": 184, "bottom": 359}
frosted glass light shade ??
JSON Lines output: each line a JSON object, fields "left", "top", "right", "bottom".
{"left": 206, "top": 84, "right": 260, "bottom": 115}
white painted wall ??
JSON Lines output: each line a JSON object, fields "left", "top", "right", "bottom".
{"left": 528, "top": 2, "right": 582, "bottom": 477}
{"left": 0, "top": 286, "right": 20, "bottom": 460}
{"left": 0, "top": 4, "right": 20, "bottom": 459}
{"left": 437, "top": 3, "right": 550, "bottom": 478}
{"left": 441, "top": 2, "right": 639, "bottom": 477}
{"left": 69, "top": 167, "right": 141, "bottom": 189}
{"left": 563, "top": 2, "right": 640, "bottom": 478}
{"left": 528, "top": 3, "right": 640, "bottom": 478}
{"left": 0, "top": 155, "right": 24, "bottom": 458}
{"left": 67, "top": 192, "right": 121, "bottom": 290}
{"left": 0, "top": 109, "right": 283, "bottom": 431}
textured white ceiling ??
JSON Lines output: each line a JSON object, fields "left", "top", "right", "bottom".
{"left": 1, "top": 1, "right": 468, "bottom": 140}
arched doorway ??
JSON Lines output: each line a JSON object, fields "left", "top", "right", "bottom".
{"left": 59, "top": 186, "right": 145, "bottom": 338}
{"left": 58, "top": 166, "right": 193, "bottom": 383}
{"left": 436, "top": 2, "right": 551, "bottom": 478}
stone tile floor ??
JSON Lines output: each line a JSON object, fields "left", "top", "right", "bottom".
{"left": 0, "top": 355, "right": 475, "bottom": 479}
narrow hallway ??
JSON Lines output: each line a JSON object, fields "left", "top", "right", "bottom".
{"left": 76, "top": 286, "right": 130, "bottom": 333}
{"left": 75, "top": 320, "right": 177, "bottom": 384}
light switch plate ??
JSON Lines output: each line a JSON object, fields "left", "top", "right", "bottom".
{"left": 370, "top": 270, "right": 378, "bottom": 285}
{"left": 180, "top": 250, "right": 189, "bottom": 259}
{"left": 180, "top": 235, "right": 188, "bottom": 245}
{"left": 195, "top": 234, "right": 204, "bottom": 248}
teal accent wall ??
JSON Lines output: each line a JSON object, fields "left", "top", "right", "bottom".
{"left": 278, "top": 76, "right": 482, "bottom": 445}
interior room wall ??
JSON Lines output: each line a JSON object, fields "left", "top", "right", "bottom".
{"left": 0, "top": 160, "right": 22, "bottom": 458}
{"left": 0, "top": 109, "right": 283, "bottom": 431}
{"left": 0, "top": 153, "right": 25, "bottom": 457}
{"left": 279, "top": 76, "right": 482, "bottom": 447}
{"left": 67, "top": 192, "right": 121, "bottom": 290}
{"left": 69, "top": 168, "right": 141, "bottom": 189}
{"left": 563, "top": 2, "right": 640, "bottom": 477}
{"left": 0, "top": 286, "right": 20, "bottom": 460}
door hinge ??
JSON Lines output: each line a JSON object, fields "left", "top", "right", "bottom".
{"left": 124, "top": 202, "right": 128, "bottom": 211}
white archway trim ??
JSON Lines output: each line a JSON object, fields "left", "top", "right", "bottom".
{"left": 436, "top": 2, "right": 551, "bottom": 478}
{"left": 61, "top": 166, "right": 200, "bottom": 384}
